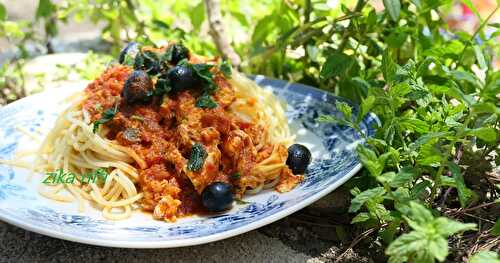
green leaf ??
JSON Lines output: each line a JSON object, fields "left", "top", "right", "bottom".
{"left": 196, "top": 94, "right": 218, "bottom": 109}
{"left": 320, "top": 52, "right": 357, "bottom": 79}
{"left": 189, "top": 1, "right": 205, "bottom": 31}
{"left": 383, "top": 0, "right": 401, "bottom": 21}
{"left": 316, "top": 115, "right": 351, "bottom": 127}
{"left": 351, "top": 212, "right": 370, "bottom": 224}
{"left": 187, "top": 143, "right": 208, "bottom": 171}
{"left": 407, "top": 202, "right": 433, "bottom": 225}
{"left": 357, "top": 95, "right": 375, "bottom": 122}
{"left": 36, "top": 0, "right": 56, "bottom": 19}
{"left": 448, "top": 162, "right": 473, "bottom": 207}
{"left": 93, "top": 104, "right": 118, "bottom": 133}
{"left": 473, "top": 45, "right": 487, "bottom": 69}
{"left": 433, "top": 217, "right": 477, "bottom": 236}
{"left": 349, "top": 187, "right": 385, "bottom": 213}
{"left": 389, "top": 167, "right": 417, "bottom": 187}
{"left": 472, "top": 102, "right": 498, "bottom": 114}
{"left": 467, "top": 127, "right": 497, "bottom": 142}
{"left": 219, "top": 60, "right": 232, "bottom": 78}
{"left": 398, "top": 118, "right": 429, "bottom": 133}
{"left": 469, "top": 251, "right": 500, "bottom": 263}
{"left": 336, "top": 101, "right": 352, "bottom": 120}
{"left": 427, "top": 237, "right": 448, "bottom": 262}
{"left": 386, "top": 231, "right": 427, "bottom": 258}
{"left": 356, "top": 145, "right": 384, "bottom": 177}
{"left": 0, "top": 3, "right": 6, "bottom": 21}
{"left": 411, "top": 181, "right": 431, "bottom": 199}
{"left": 492, "top": 218, "right": 500, "bottom": 236}
{"left": 382, "top": 49, "right": 397, "bottom": 84}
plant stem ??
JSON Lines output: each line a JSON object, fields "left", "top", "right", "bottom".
{"left": 456, "top": 5, "right": 500, "bottom": 67}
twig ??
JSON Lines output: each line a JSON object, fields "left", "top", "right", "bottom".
{"left": 334, "top": 223, "right": 388, "bottom": 263}
{"left": 204, "top": 0, "right": 241, "bottom": 67}
{"left": 446, "top": 200, "right": 499, "bottom": 216}
{"left": 462, "top": 212, "right": 496, "bottom": 224}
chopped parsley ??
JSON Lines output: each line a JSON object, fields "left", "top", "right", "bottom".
{"left": 93, "top": 104, "right": 118, "bottom": 133}
{"left": 187, "top": 143, "right": 208, "bottom": 171}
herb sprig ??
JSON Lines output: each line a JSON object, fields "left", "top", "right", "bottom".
{"left": 92, "top": 103, "right": 118, "bottom": 133}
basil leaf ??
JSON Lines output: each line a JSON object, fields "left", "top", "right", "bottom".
{"left": 187, "top": 143, "right": 208, "bottom": 171}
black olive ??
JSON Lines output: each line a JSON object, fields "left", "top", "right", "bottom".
{"left": 169, "top": 43, "right": 190, "bottom": 64}
{"left": 122, "top": 70, "right": 153, "bottom": 104}
{"left": 167, "top": 65, "right": 201, "bottom": 92}
{"left": 201, "top": 182, "right": 234, "bottom": 212}
{"left": 119, "top": 42, "right": 140, "bottom": 64}
{"left": 286, "top": 144, "right": 312, "bottom": 174}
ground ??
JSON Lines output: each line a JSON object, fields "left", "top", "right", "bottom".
{"left": 0, "top": 204, "right": 374, "bottom": 263}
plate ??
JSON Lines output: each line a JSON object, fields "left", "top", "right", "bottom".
{"left": 0, "top": 75, "right": 378, "bottom": 248}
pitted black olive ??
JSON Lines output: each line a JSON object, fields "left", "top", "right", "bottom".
{"left": 201, "top": 182, "right": 234, "bottom": 212}
{"left": 167, "top": 65, "right": 201, "bottom": 92}
{"left": 169, "top": 43, "right": 190, "bottom": 64}
{"left": 286, "top": 144, "right": 312, "bottom": 174}
{"left": 122, "top": 70, "right": 153, "bottom": 104}
{"left": 119, "top": 42, "right": 140, "bottom": 65}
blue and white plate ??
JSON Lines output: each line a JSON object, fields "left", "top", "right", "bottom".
{"left": 0, "top": 75, "right": 378, "bottom": 248}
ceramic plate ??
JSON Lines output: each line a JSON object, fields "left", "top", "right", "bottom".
{"left": 0, "top": 76, "right": 378, "bottom": 248}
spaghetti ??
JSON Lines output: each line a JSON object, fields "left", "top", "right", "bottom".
{"left": 2, "top": 42, "right": 305, "bottom": 221}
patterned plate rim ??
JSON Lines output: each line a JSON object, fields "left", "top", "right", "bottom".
{"left": 0, "top": 76, "right": 379, "bottom": 248}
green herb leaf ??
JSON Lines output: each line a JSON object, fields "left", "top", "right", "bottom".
{"left": 196, "top": 93, "right": 218, "bottom": 109}
{"left": 448, "top": 162, "right": 473, "bottom": 207}
{"left": 467, "top": 127, "right": 497, "bottom": 142}
{"left": 492, "top": 219, "right": 500, "bottom": 236}
{"left": 187, "top": 143, "right": 208, "bottom": 171}
{"left": 220, "top": 60, "right": 232, "bottom": 78}
{"left": 351, "top": 212, "right": 370, "bottom": 224}
{"left": 383, "top": 0, "right": 401, "bottom": 21}
{"left": 93, "top": 104, "right": 118, "bottom": 133}
{"left": 36, "top": 0, "right": 56, "bottom": 19}
{"left": 469, "top": 251, "right": 500, "bottom": 263}
{"left": 382, "top": 49, "right": 397, "bottom": 84}
{"left": 336, "top": 101, "right": 353, "bottom": 121}
{"left": 349, "top": 187, "right": 385, "bottom": 213}
{"left": 321, "top": 52, "right": 358, "bottom": 79}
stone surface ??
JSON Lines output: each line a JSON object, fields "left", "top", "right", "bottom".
{"left": 0, "top": 217, "right": 375, "bottom": 263}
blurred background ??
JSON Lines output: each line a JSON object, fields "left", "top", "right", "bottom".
{"left": 0, "top": 0, "right": 499, "bottom": 105}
